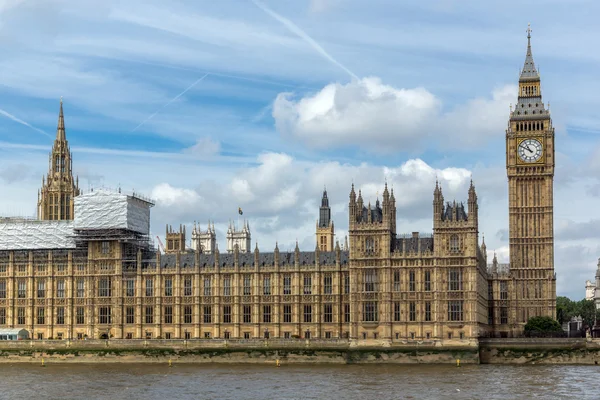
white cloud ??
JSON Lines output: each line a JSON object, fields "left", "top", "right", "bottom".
{"left": 184, "top": 137, "right": 221, "bottom": 159}
{"left": 150, "top": 183, "right": 202, "bottom": 208}
{"left": 273, "top": 77, "right": 516, "bottom": 151}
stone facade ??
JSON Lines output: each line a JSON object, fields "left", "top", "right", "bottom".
{"left": 0, "top": 29, "right": 557, "bottom": 341}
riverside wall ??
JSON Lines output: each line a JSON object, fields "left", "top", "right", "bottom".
{"left": 0, "top": 338, "right": 479, "bottom": 364}
{"left": 2, "top": 338, "right": 600, "bottom": 364}
{"left": 479, "top": 338, "right": 600, "bottom": 365}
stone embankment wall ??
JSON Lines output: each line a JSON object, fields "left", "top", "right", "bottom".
{"left": 0, "top": 338, "right": 479, "bottom": 364}
{"left": 480, "top": 338, "right": 600, "bottom": 364}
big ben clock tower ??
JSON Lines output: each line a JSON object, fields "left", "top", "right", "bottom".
{"left": 506, "top": 25, "right": 556, "bottom": 330}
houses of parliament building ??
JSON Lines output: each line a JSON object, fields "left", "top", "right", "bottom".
{"left": 0, "top": 30, "right": 556, "bottom": 342}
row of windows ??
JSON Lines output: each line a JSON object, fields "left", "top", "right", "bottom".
{"left": 0, "top": 302, "right": 465, "bottom": 325}
{"left": 0, "top": 269, "right": 464, "bottom": 299}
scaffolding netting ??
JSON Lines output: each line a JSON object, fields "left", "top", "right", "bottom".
{"left": 0, "top": 220, "right": 75, "bottom": 250}
{"left": 73, "top": 189, "right": 151, "bottom": 235}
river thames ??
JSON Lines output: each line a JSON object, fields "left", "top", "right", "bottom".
{"left": 1, "top": 363, "right": 600, "bottom": 399}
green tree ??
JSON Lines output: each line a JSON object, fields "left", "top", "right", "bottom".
{"left": 556, "top": 296, "right": 577, "bottom": 324}
{"left": 576, "top": 299, "right": 596, "bottom": 328}
{"left": 524, "top": 316, "right": 563, "bottom": 334}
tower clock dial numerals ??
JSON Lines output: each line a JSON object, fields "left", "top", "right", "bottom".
{"left": 518, "top": 138, "right": 543, "bottom": 163}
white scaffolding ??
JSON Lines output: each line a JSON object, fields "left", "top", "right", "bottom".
{"left": 0, "top": 220, "right": 75, "bottom": 250}
{"left": 74, "top": 189, "right": 153, "bottom": 235}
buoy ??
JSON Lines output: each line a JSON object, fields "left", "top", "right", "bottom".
{"left": 41, "top": 358, "right": 45, "bottom": 367}
{"left": 168, "top": 359, "right": 172, "bottom": 367}
{"left": 276, "top": 359, "right": 280, "bottom": 367}
{"left": 456, "top": 359, "right": 460, "bottom": 367}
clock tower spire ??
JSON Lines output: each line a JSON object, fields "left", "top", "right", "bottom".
{"left": 505, "top": 25, "right": 556, "bottom": 333}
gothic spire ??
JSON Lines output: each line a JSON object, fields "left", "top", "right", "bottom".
{"left": 56, "top": 97, "right": 66, "bottom": 142}
{"left": 520, "top": 24, "right": 539, "bottom": 81}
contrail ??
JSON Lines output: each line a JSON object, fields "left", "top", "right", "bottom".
{"left": 251, "top": 0, "right": 358, "bottom": 80}
{"left": 0, "top": 108, "right": 52, "bottom": 139}
{"left": 131, "top": 73, "right": 210, "bottom": 133}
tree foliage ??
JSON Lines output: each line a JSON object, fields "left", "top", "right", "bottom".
{"left": 556, "top": 296, "right": 598, "bottom": 327}
{"left": 524, "top": 316, "right": 563, "bottom": 333}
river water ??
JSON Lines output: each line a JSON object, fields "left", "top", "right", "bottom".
{"left": 1, "top": 363, "right": 599, "bottom": 399}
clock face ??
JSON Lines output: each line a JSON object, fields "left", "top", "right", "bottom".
{"left": 518, "top": 138, "right": 543, "bottom": 163}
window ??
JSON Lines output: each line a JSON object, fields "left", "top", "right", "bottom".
{"left": 0, "top": 280, "right": 6, "bottom": 298}
{"left": 263, "top": 275, "right": 271, "bottom": 295}
{"left": 365, "top": 237, "right": 374, "bottom": 252}
{"left": 243, "top": 305, "right": 251, "bottom": 323}
{"left": 184, "top": 306, "right": 192, "bottom": 324}
{"left": 17, "top": 307, "right": 25, "bottom": 325}
{"left": 0, "top": 308, "right": 6, "bottom": 325}
{"left": 324, "top": 274, "right": 332, "bottom": 294}
{"left": 203, "top": 277, "right": 212, "bottom": 296}
{"left": 303, "top": 275, "right": 312, "bottom": 295}
{"left": 37, "top": 307, "right": 45, "bottom": 325}
{"left": 283, "top": 275, "right": 291, "bottom": 295}
{"left": 243, "top": 275, "right": 252, "bottom": 296}
{"left": 224, "top": 331, "right": 230, "bottom": 339}
{"left": 56, "top": 280, "right": 65, "bottom": 298}
{"left": 488, "top": 306, "right": 494, "bottom": 325}
{"left": 393, "top": 270, "right": 400, "bottom": 292}
{"left": 425, "top": 302, "right": 431, "bottom": 322}
{"left": 449, "top": 234, "right": 460, "bottom": 252}
{"left": 394, "top": 302, "right": 400, "bottom": 322}
{"left": 145, "top": 278, "right": 153, "bottom": 297}
{"left": 98, "top": 307, "right": 111, "bottom": 324}
{"left": 99, "top": 278, "right": 111, "bottom": 297}
{"left": 185, "top": 331, "right": 191, "bottom": 340}
{"left": 203, "top": 306, "right": 212, "bottom": 323}
{"left": 284, "top": 332, "right": 291, "bottom": 339}
{"left": 244, "top": 332, "right": 250, "bottom": 339}
{"left": 37, "top": 280, "right": 46, "bottom": 298}
{"left": 426, "top": 332, "right": 431, "bottom": 339}
{"left": 57, "top": 307, "right": 65, "bottom": 325}
{"left": 160, "top": 306, "right": 170, "bottom": 324}
{"left": 409, "top": 271, "right": 415, "bottom": 292}
{"left": 324, "top": 303, "right": 333, "bottom": 323}
{"left": 223, "top": 276, "right": 231, "bottom": 296}
{"left": 424, "top": 270, "right": 431, "bottom": 291}
{"left": 363, "top": 302, "right": 377, "bottom": 322}
{"left": 325, "top": 331, "right": 332, "bottom": 339}
{"left": 74, "top": 307, "right": 84, "bottom": 325}
{"left": 164, "top": 278, "right": 173, "bottom": 297}
{"left": 145, "top": 306, "right": 154, "bottom": 324}
{"left": 409, "top": 332, "right": 414, "bottom": 340}
{"left": 165, "top": 333, "right": 172, "bottom": 340}
{"left": 18, "top": 280, "right": 27, "bottom": 298}
{"left": 76, "top": 279, "right": 85, "bottom": 298}
{"left": 121, "top": 306, "right": 132, "bottom": 324}
{"left": 500, "top": 307, "right": 508, "bottom": 324}
{"left": 448, "top": 269, "right": 462, "bottom": 291}
{"left": 263, "top": 305, "right": 271, "bottom": 323}
{"left": 448, "top": 301, "right": 463, "bottom": 322}
{"left": 303, "top": 305, "right": 312, "bottom": 323}
{"left": 101, "top": 241, "right": 110, "bottom": 254}
{"left": 364, "top": 269, "right": 376, "bottom": 292}
{"left": 125, "top": 279, "right": 135, "bottom": 297}
{"left": 409, "top": 302, "right": 416, "bottom": 322}
{"left": 283, "top": 305, "right": 292, "bottom": 323}
{"left": 344, "top": 274, "right": 350, "bottom": 294}
{"left": 184, "top": 277, "right": 192, "bottom": 296}
{"left": 500, "top": 281, "right": 508, "bottom": 300}
{"left": 344, "top": 303, "right": 350, "bottom": 323}
{"left": 223, "top": 305, "right": 231, "bottom": 323}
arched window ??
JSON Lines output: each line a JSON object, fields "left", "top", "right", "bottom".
{"left": 365, "top": 237, "right": 374, "bottom": 252}
{"left": 449, "top": 234, "right": 460, "bottom": 252}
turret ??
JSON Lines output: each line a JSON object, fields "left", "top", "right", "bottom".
{"left": 468, "top": 179, "right": 478, "bottom": 223}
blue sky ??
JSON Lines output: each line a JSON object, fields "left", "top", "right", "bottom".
{"left": 1, "top": 0, "right": 600, "bottom": 299}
